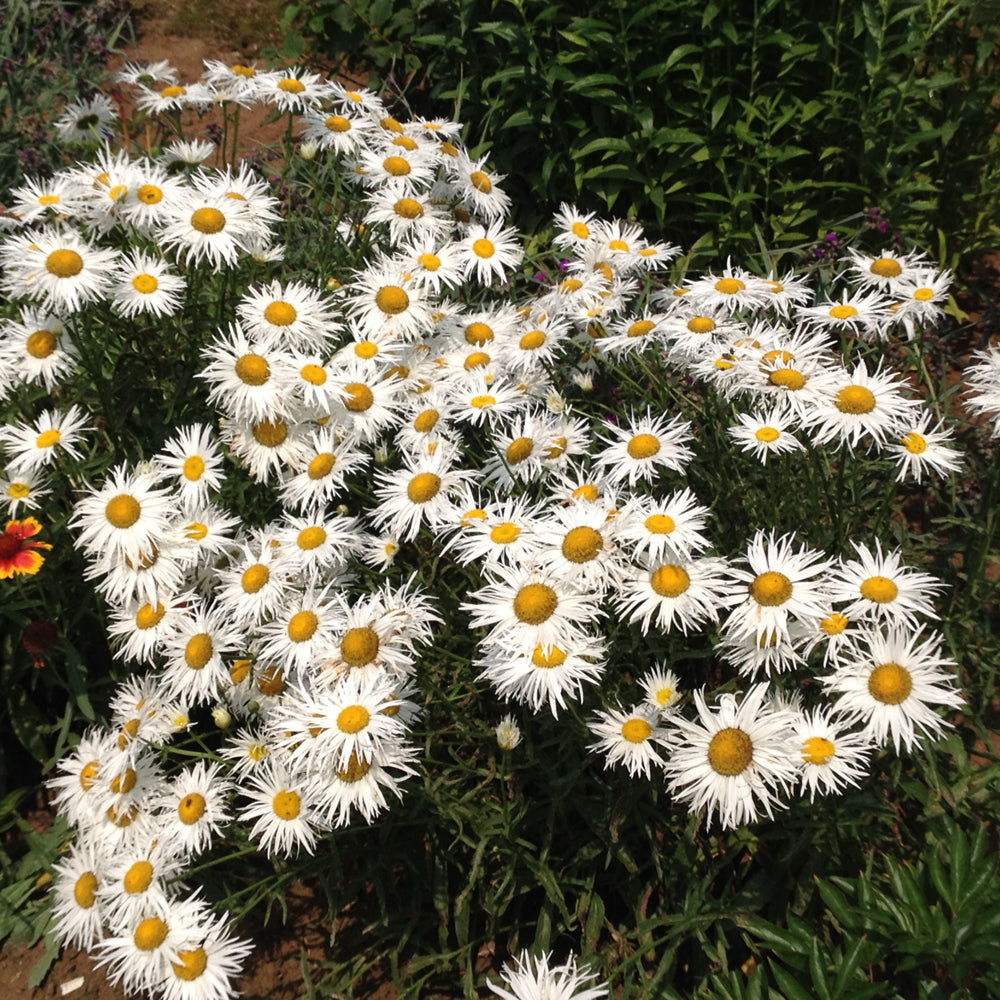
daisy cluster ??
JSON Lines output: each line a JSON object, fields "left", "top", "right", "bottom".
{"left": 0, "top": 58, "right": 971, "bottom": 997}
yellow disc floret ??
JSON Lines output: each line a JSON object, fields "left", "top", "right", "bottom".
{"left": 708, "top": 727, "right": 753, "bottom": 775}
{"left": 868, "top": 662, "right": 912, "bottom": 704}
{"left": 751, "top": 571, "right": 793, "bottom": 606}
{"left": 513, "top": 583, "right": 558, "bottom": 624}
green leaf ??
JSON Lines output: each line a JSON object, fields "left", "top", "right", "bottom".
{"left": 771, "top": 961, "right": 816, "bottom": 1000}
{"left": 663, "top": 44, "right": 703, "bottom": 72}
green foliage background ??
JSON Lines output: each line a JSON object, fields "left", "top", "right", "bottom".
{"left": 286, "top": 0, "right": 1000, "bottom": 263}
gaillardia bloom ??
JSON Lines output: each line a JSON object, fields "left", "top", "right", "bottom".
{"left": 0, "top": 517, "right": 52, "bottom": 578}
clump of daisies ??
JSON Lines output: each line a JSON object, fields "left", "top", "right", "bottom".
{"left": 0, "top": 55, "right": 972, "bottom": 997}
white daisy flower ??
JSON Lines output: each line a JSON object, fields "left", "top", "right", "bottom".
{"left": 827, "top": 540, "right": 944, "bottom": 628}
{"left": 665, "top": 683, "right": 800, "bottom": 829}
{"left": 111, "top": 251, "right": 187, "bottom": 318}
{"left": 0, "top": 404, "right": 89, "bottom": 475}
{"left": 887, "top": 413, "right": 963, "bottom": 483}
{"left": 488, "top": 951, "right": 607, "bottom": 1000}
{"left": 795, "top": 709, "right": 871, "bottom": 802}
{"left": 594, "top": 409, "right": 694, "bottom": 486}
{"left": 723, "top": 529, "right": 834, "bottom": 646}
{"left": 588, "top": 704, "right": 671, "bottom": 778}
{"left": 239, "top": 760, "right": 323, "bottom": 858}
{"left": 727, "top": 408, "right": 804, "bottom": 464}
{"left": 824, "top": 625, "right": 963, "bottom": 752}
{"left": 51, "top": 837, "right": 108, "bottom": 950}
{"left": 455, "top": 220, "right": 523, "bottom": 285}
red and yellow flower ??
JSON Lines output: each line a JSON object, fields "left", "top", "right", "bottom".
{"left": 0, "top": 517, "right": 52, "bottom": 579}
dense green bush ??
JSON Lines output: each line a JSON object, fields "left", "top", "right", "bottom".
{"left": 284, "top": 0, "right": 1000, "bottom": 260}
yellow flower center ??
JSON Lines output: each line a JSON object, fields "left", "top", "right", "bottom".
{"left": 708, "top": 727, "right": 753, "bottom": 775}
{"left": 337, "top": 751, "right": 373, "bottom": 782}
{"left": 110, "top": 768, "right": 137, "bottom": 794}
{"left": 36, "top": 429, "right": 61, "bottom": 449}
{"left": 571, "top": 221, "right": 590, "bottom": 239}
{"left": 513, "top": 583, "right": 558, "bottom": 624}
{"left": 751, "top": 571, "right": 793, "bottom": 606}
{"left": 264, "top": 301, "right": 297, "bottom": 326}
{"left": 394, "top": 197, "right": 424, "bottom": 219}
{"left": 469, "top": 170, "right": 492, "bottom": 193}
{"left": 715, "top": 278, "right": 745, "bottom": 295}
{"left": 234, "top": 353, "right": 270, "bottom": 386}
{"left": 172, "top": 948, "right": 208, "bottom": 981}
{"left": 767, "top": 280, "right": 784, "bottom": 292}
{"left": 644, "top": 514, "right": 676, "bottom": 534}
{"left": 79, "top": 760, "right": 100, "bottom": 790}
{"left": 106, "top": 494, "right": 141, "bottom": 529}
{"left": 651, "top": 564, "right": 690, "bottom": 597}
{"left": 868, "top": 662, "right": 912, "bottom": 704}
{"left": 308, "top": 452, "right": 336, "bottom": 479}
{"left": 375, "top": 285, "right": 409, "bottom": 315}
{"left": 407, "top": 471, "right": 441, "bottom": 503}
{"left": 297, "top": 526, "right": 327, "bottom": 550}
{"left": 136, "top": 602, "right": 166, "bottom": 629}
{"left": 380, "top": 116, "right": 403, "bottom": 132}
{"left": 768, "top": 368, "right": 806, "bottom": 390}
{"left": 132, "top": 273, "right": 159, "bottom": 294}
{"left": 272, "top": 790, "right": 301, "bottom": 819}
{"left": 178, "top": 792, "right": 206, "bottom": 824}
{"left": 74, "top": 872, "right": 98, "bottom": 908}
{"left": 46, "top": 249, "right": 83, "bottom": 277}
{"left": 573, "top": 484, "right": 600, "bottom": 502}
{"left": 755, "top": 426, "right": 780, "bottom": 443}
{"left": 490, "top": 522, "right": 522, "bottom": 545}
{"left": 38, "top": 193, "right": 60, "bottom": 206}
{"left": 627, "top": 433, "right": 661, "bottom": 460}
{"left": 464, "top": 350, "right": 491, "bottom": 370}
{"left": 803, "top": 736, "right": 836, "bottom": 765}
{"left": 835, "top": 385, "right": 876, "bottom": 414}
{"left": 870, "top": 257, "right": 902, "bottom": 278}
{"left": 337, "top": 705, "right": 370, "bottom": 733}
{"left": 532, "top": 644, "right": 566, "bottom": 668}
{"left": 902, "top": 432, "right": 927, "bottom": 454}
{"left": 190, "top": 207, "right": 225, "bottom": 234}
{"left": 561, "top": 525, "right": 603, "bottom": 563}
{"left": 628, "top": 320, "right": 656, "bottom": 338}
{"left": 418, "top": 253, "right": 440, "bottom": 271}
{"left": 161, "top": 85, "right": 186, "bottom": 98}
{"left": 26, "top": 330, "right": 57, "bottom": 358}
{"left": 134, "top": 916, "right": 169, "bottom": 951}
{"left": 180, "top": 455, "right": 205, "bottom": 481}
{"left": 278, "top": 77, "right": 306, "bottom": 93}
{"left": 326, "top": 115, "right": 351, "bottom": 132}
{"left": 383, "top": 156, "right": 411, "bottom": 176}
{"left": 138, "top": 184, "right": 163, "bottom": 204}
{"left": 242, "top": 564, "right": 270, "bottom": 593}
{"left": 621, "top": 718, "right": 652, "bottom": 743}
{"left": 470, "top": 394, "right": 496, "bottom": 409}
{"left": 465, "top": 322, "right": 494, "bottom": 345}
{"left": 341, "top": 626, "right": 379, "bottom": 666}
{"left": 123, "top": 860, "right": 154, "bottom": 894}
{"left": 184, "top": 633, "right": 213, "bottom": 669}
{"left": 473, "top": 238, "right": 495, "bottom": 259}
{"left": 913, "top": 287, "right": 935, "bottom": 302}
{"left": 506, "top": 437, "right": 534, "bottom": 464}
{"left": 414, "top": 409, "right": 439, "bottom": 433}
{"left": 288, "top": 610, "right": 319, "bottom": 643}
{"left": 820, "top": 612, "right": 849, "bottom": 635}
{"left": 253, "top": 419, "right": 288, "bottom": 447}
{"left": 520, "top": 329, "right": 546, "bottom": 351}
{"left": 829, "top": 304, "right": 859, "bottom": 321}
{"left": 859, "top": 575, "right": 898, "bottom": 603}
{"left": 344, "top": 383, "right": 375, "bottom": 412}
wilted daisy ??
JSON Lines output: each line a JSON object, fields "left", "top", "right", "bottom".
{"left": 55, "top": 94, "right": 118, "bottom": 144}
{"left": 824, "top": 625, "right": 963, "bottom": 752}
{"left": 495, "top": 714, "right": 523, "bottom": 750}
{"left": 665, "top": 683, "right": 800, "bottom": 830}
